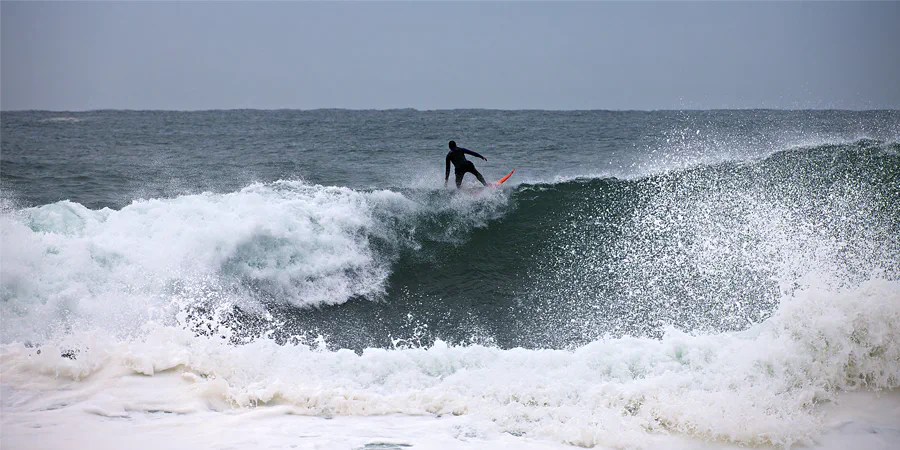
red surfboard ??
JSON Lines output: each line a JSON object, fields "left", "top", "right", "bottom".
{"left": 493, "top": 168, "right": 516, "bottom": 187}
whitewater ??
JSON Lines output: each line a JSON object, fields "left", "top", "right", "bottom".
{"left": 1, "top": 109, "right": 898, "bottom": 449}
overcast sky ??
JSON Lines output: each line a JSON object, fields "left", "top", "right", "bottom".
{"left": 2, "top": 1, "right": 898, "bottom": 111}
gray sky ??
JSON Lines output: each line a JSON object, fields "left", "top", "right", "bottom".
{"left": 2, "top": 1, "right": 899, "bottom": 111}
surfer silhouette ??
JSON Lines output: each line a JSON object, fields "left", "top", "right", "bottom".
{"left": 445, "top": 141, "right": 488, "bottom": 188}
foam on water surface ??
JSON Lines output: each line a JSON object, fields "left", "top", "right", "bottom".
{"left": 2, "top": 278, "right": 898, "bottom": 449}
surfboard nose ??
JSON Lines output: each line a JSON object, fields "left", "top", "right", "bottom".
{"left": 495, "top": 168, "right": 516, "bottom": 186}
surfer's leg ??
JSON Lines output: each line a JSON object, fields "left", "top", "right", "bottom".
{"left": 455, "top": 170, "right": 465, "bottom": 188}
{"left": 471, "top": 167, "right": 487, "bottom": 186}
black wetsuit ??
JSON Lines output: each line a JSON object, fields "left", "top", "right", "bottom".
{"left": 445, "top": 147, "right": 487, "bottom": 188}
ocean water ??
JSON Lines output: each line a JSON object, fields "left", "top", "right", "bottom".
{"left": 1, "top": 109, "right": 899, "bottom": 449}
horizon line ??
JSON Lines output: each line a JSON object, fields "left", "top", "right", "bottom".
{"left": 3, "top": 107, "right": 899, "bottom": 114}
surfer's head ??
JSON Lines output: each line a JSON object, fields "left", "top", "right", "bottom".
{"left": 448, "top": 141, "right": 457, "bottom": 149}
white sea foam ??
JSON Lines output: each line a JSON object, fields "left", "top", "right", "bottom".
{"left": 38, "top": 116, "right": 82, "bottom": 123}
{"left": 1, "top": 277, "right": 897, "bottom": 448}
{"left": 0, "top": 181, "right": 417, "bottom": 341}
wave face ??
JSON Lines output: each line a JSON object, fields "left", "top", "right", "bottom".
{"left": 1, "top": 110, "right": 899, "bottom": 448}
{"left": 6, "top": 139, "right": 895, "bottom": 349}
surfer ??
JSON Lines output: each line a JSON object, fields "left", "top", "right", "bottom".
{"left": 445, "top": 141, "right": 488, "bottom": 188}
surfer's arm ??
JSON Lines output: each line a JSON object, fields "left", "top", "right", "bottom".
{"left": 461, "top": 147, "right": 487, "bottom": 161}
